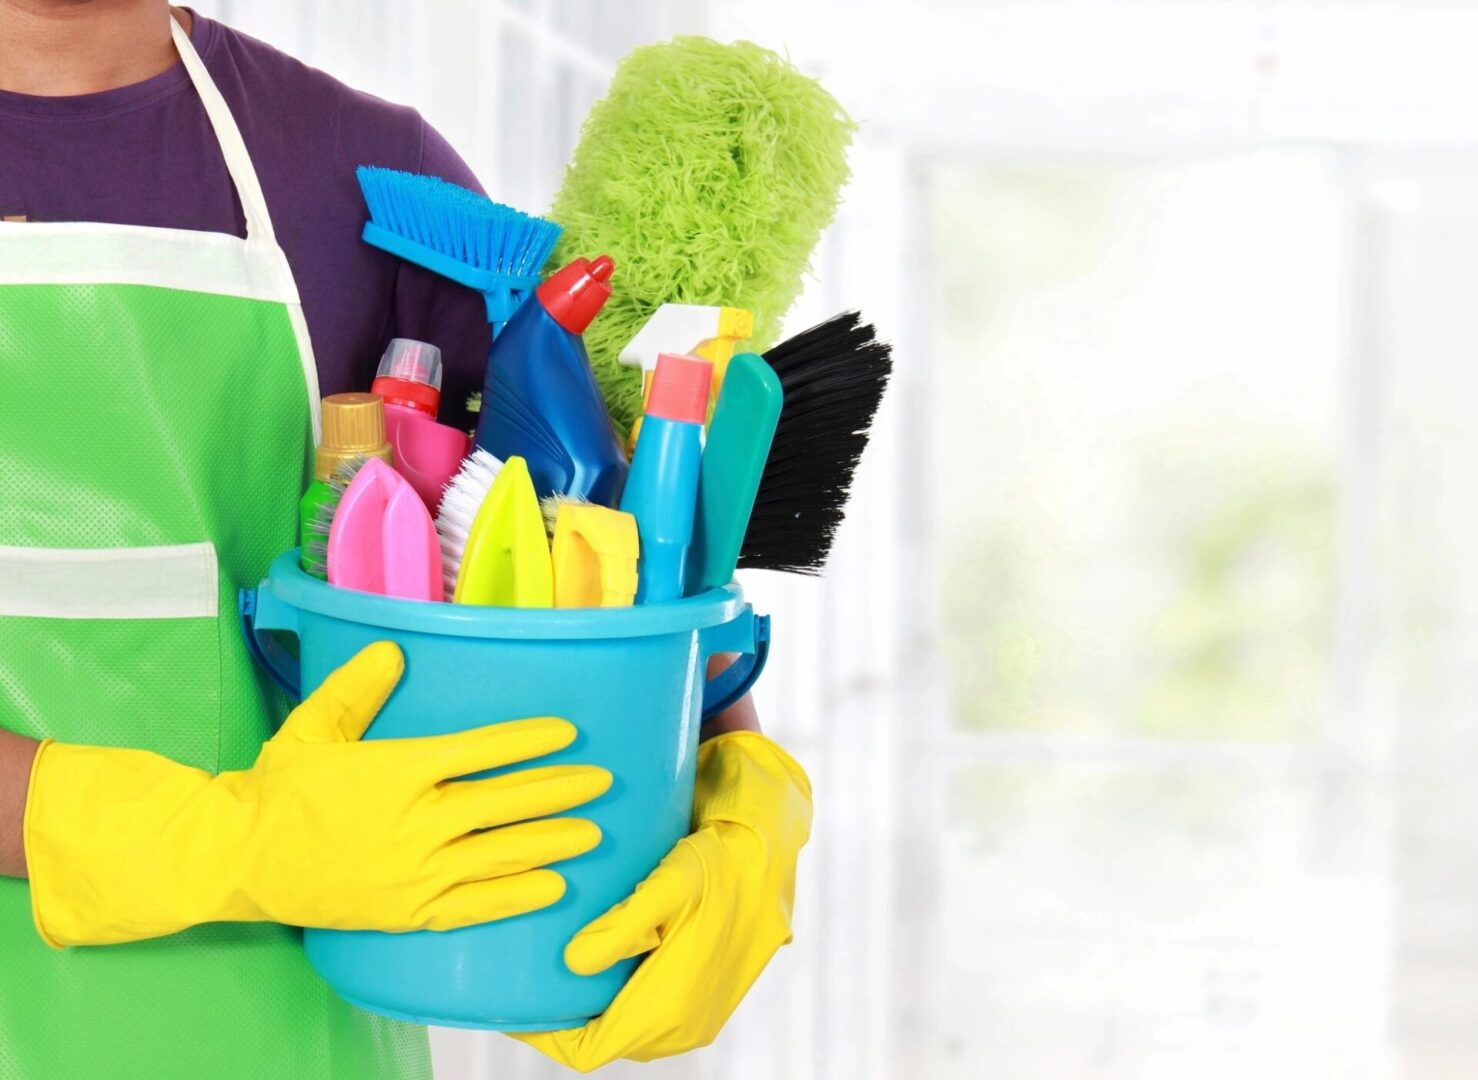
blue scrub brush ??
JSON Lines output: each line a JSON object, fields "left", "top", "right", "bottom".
{"left": 356, "top": 166, "right": 563, "bottom": 335}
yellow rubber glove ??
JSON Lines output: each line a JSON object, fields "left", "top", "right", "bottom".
{"left": 24, "top": 641, "right": 611, "bottom": 947}
{"left": 512, "top": 730, "right": 812, "bottom": 1072}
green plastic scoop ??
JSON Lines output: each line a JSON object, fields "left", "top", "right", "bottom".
{"left": 687, "top": 353, "right": 784, "bottom": 594}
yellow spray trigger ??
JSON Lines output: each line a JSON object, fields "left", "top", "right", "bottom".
{"left": 700, "top": 305, "right": 756, "bottom": 421}
{"left": 552, "top": 503, "right": 639, "bottom": 608}
{"left": 453, "top": 456, "right": 554, "bottom": 607}
{"left": 622, "top": 304, "right": 753, "bottom": 452}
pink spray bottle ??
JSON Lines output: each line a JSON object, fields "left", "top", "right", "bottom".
{"left": 372, "top": 338, "right": 472, "bottom": 513}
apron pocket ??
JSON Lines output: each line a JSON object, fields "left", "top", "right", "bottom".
{"left": 0, "top": 543, "right": 223, "bottom": 770}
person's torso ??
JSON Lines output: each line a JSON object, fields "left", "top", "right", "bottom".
{"left": 0, "top": 9, "right": 489, "bottom": 413}
{"left": 0, "top": 17, "right": 444, "bottom": 1077}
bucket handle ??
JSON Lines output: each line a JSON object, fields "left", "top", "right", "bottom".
{"left": 700, "top": 611, "right": 771, "bottom": 721}
{"left": 239, "top": 584, "right": 771, "bottom": 720}
{"left": 239, "top": 586, "right": 302, "bottom": 699}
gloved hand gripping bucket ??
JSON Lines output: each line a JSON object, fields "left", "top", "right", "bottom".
{"left": 239, "top": 551, "right": 770, "bottom": 1031}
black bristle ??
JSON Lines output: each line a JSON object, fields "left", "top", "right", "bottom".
{"left": 739, "top": 312, "right": 893, "bottom": 575}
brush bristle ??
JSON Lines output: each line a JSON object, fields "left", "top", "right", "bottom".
{"left": 539, "top": 493, "right": 592, "bottom": 539}
{"left": 331, "top": 459, "right": 366, "bottom": 488}
{"left": 435, "top": 450, "right": 504, "bottom": 595}
{"left": 301, "top": 458, "right": 369, "bottom": 578}
{"left": 739, "top": 312, "right": 892, "bottom": 575}
{"left": 357, "top": 166, "right": 562, "bottom": 277}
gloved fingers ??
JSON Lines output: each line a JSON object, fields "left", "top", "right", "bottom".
{"left": 510, "top": 949, "right": 698, "bottom": 1073}
{"left": 415, "top": 716, "right": 579, "bottom": 781}
{"left": 416, "top": 869, "right": 567, "bottom": 931}
{"left": 434, "top": 817, "right": 601, "bottom": 883}
{"left": 562, "top": 843, "right": 701, "bottom": 977}
{"left": 511, "top": 1028, "right": 610, "bottom": 1074}
{"left": 439, "top": 764, "right": 612, "bottom": 832}
{"left": 277, "top": 641, "right": 404, "bottom": 744}
{"left": 566, "top": 921, "right": 662, "bottom": 979}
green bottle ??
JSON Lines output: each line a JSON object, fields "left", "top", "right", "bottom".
{"left": 299, "top": 393, "right": 394, "bottom": 579}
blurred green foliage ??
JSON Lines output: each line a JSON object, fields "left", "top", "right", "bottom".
{"left": 943, "top": 428, "right": 1335, "bottom": 741}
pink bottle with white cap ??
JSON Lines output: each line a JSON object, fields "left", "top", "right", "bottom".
{"left": 371, "top": 338, "right": 472, "bottom": 513}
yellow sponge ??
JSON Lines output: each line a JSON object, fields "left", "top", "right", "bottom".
{"left": 552, "top": 504, "right": 639, "bottom": 608}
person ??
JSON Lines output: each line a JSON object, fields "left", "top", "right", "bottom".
{"left": 0, "top": 3, "right": 813, "bottom": 1077}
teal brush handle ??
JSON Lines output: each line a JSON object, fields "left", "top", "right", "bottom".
{"left": 687, "top": 353, "right": 783, "bottom": 593}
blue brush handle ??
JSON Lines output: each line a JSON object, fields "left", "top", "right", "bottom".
{"left": 362, "top": 223, "right": 538, "bottom": 335}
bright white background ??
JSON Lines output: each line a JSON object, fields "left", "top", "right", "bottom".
{"left": 196, "top": 2, "right": 1478, "bottom": 1076}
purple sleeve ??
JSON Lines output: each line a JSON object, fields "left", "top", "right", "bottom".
{"left": 388, "top": 119, "right": 493, "bottom": 432}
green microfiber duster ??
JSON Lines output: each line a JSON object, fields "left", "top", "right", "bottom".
{"left": 550, "top": 36, "right": 855, "bottom": 438}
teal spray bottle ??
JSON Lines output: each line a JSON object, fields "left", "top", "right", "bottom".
{"left": 620, "top": 353, "right": 712, "bottom": 603}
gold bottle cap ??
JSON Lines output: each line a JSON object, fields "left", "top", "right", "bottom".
{"left": 316, "top": 393, "right": 394, "bottom": 479}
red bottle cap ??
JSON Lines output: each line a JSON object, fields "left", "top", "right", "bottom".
{"left": 536, "top": 255, "right": 615, "bottom": 334}
{"left": 645, "top": 353, "right": 713, "bottom": 424}
{"left": 372, "top": 338, "right": 443, "bottom": 417}
{"left": 371, "top": 376, "right": 440, "bottom": 416}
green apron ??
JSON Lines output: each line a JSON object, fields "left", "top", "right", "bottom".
{"left": 0, "top": 19, "right": 431, "bottom": 1080}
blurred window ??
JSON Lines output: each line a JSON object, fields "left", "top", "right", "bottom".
{"left": 929, "top": 152, "right": 1350, "bottom": 744}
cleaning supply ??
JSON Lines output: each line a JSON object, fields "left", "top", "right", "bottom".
{"left": 511, "top": 731, "right": 812, "bottom": 1071}
{"left": 686, "top": 354, "right": 783, "bottom": 594}
{"left": 326, "top": 457, "right": 443, "bottom": 601}
{"left": 540, "top": 492, "right": 591, "bottom": 539}
{"left": 240, "top": 552, "right": 771, "bottom": 1030}
{"left": 373, "top": 338, "right": 443, "bottom": 418}
{"left": 299, "top": 393, "right": 394, "bottom": 578}
{"left": 473, "top": 256, "right": 629, "bottom": 505}
{"left": 450, "top": 456, "right": 553, "bottom": 607}
{"left": 551, "top": 503, "right": 639, "bottom": 608}
{"left": 301, "top": 460, "right": 370, "bottom": 583}
{"left": 356, "top": 167, "right": 562, "bottom": 335}
{"left": 436, "top": 448, "right": 501, "bottom": 598}
{"left": 742, "top": 312, "right": 892, "bottom": 575}
{"left": 620, "top": 304, "right": 754, "bottom": 452}
{"left": 549, "top": 37, "right": 854, "bottom": 439}
{"left": 371, "top": 338, "right": 473, "bottom": 512}
{"left": 24, "top": 642, "right": 611, "bottom": 946}
{"left": 619, "top": 353, "right": 711, "bottom": 603}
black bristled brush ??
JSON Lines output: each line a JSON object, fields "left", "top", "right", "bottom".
{"left": 738, "top": 312, "right": 893, "bottom": 575}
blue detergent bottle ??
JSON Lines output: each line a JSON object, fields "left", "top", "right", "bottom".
{"left": 474, "top": 255, "right": 629, "bottom": 505}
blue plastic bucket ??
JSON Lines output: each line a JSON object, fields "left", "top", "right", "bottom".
{"left": 238, "top": 551, "right": 769, "bottom": 1031}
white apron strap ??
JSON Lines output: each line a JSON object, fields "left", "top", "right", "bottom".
{"left": 169, "top": 15, "right": 277, "bottom": 248}
{"left": 171, "top": 12, "right": 322, "bottom": 438}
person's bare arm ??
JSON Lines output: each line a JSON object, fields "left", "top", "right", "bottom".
{"left": 0, "top": 729, "right": 39, "bottom": 878}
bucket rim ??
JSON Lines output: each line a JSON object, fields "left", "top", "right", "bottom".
{"left": 261, "top": 550, "right": 749, "bottom": 640}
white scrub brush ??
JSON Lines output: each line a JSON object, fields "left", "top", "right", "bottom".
{"left": 435, "top": 449, "right": 503, "bottom": 596}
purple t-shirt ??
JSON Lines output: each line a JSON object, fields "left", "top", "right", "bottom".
{"left": 0, "top": 9, "right": 490, "bottom": 427}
